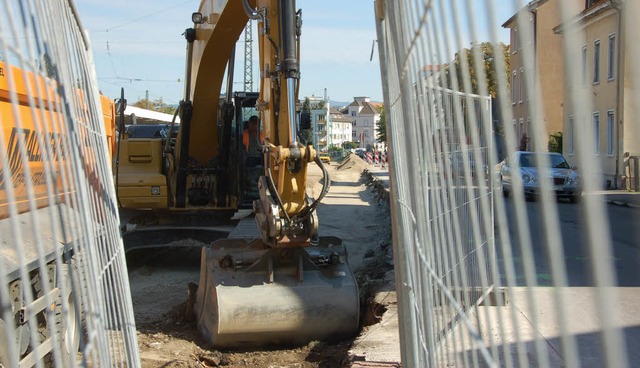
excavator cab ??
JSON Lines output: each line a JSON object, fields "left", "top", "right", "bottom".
{"left": 230, "top": 92, "right": 263, "bottom": 208}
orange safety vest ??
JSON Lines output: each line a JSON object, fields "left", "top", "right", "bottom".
{"left": 243, "top": 130, "right": 265, "bottom": 152}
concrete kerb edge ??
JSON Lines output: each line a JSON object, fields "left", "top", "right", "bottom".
{"left": 361, "top": 169, "right": 390, "bottom": 206}
{"left": 606, "top": 200, "right": 640, "bottom": 209}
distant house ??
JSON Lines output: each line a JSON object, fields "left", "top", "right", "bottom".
{"left": 329, "top": 108, "right": 354, "bottom": 148}
{"left": 302, "top": 95, "right": 382, "bottom": 151}
{"left": 306, "top": 95, "right": 329, "bottom": 151}
{"left": 347, "top": 97, "right": 383, "bottom": 150}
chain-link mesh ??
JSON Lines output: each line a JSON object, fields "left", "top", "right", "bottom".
{"left": 0, "top": 1, "right": 139, "bottom": 367}
{"left": 377, "top": 0, "right": 639, "bottom": 367}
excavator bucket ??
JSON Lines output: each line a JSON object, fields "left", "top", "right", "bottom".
{"left": 193, "top": 236, "right": 360, "bottom": 348}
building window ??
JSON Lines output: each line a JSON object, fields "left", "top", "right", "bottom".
{"left": 513, "top": 27, "right": 518, "bottom": 53}
{"left": 607, "top": 110, "right": 615, "bottom": 155}
{"left": 568, "top": 117, "right": 575, "bottom": 155}
{"left": 519, "top": 118, "right": 524, "bottom": 138}
{"left": 593, "top": 112, "right": 600, "bottom": 154}
{"left": 593, "top": 40, "right": 600, "bottom": 84}
{"left": 581, "top": 45, "right": 587, "bottom": 86}
{"left": 512, "top": 71, "right": 517, "bottom": 104}
{"left": 608, "top": 34, "right": 616, "bottom": 81}
{"left": 351, "top": 111, "right": 356, "bottom": 117}
{"left": 519, "top": 68, "right": 525, "bottom": 103}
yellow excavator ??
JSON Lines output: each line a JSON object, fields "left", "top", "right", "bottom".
{"left": 115, "top": 0, "right": 359, "bottom": 347}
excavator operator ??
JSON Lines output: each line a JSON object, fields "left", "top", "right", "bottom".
{"left": 243, "top": 115, "right": 264, "bottom": 164}
{"left": 243, "top": 115, "right": 264, "bottom": 197}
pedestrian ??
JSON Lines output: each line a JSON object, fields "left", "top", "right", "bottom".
{"left": 519, "top": 133, "right": 529, "bottom": 151}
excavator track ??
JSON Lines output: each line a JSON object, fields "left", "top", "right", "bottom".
{"left": 193, "top": 236, "right": 360, "bottom": 348}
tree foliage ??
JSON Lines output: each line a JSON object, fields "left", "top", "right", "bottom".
{"left": 548, "top": 132, "right": 563, "bottom": 153}
{"left": 376, "top": 106, "right": 387, "bottom": 144}
{"left": 342, "top": 141, "right": 357, "bottom": 150}
{"left": 300, "top": 97, "right": 313, "bottom": 144}
{"left": 133, "top": 97, "right": 176, "bottom": 114}
{"left": 302, "top": 97, "right": 311, "bottom": 113}
{"left": 444, "top": 42, "right": 510, "bottom": 98}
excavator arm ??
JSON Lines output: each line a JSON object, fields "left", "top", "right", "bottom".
{"left": 178, "top": 0, "right": 320, "bottom": 245}
{"left": 185, "top": 0, "right": 359, "bottom": 348}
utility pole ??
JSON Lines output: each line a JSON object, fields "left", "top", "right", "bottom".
{"left": 243, "top": 21, "right": 254, "bottom": 121}
{"left": 243, "top": 21, "right": 253, "bottom": 93}
{"left": 324, "top": 88, "right": 331, "bottom": 149}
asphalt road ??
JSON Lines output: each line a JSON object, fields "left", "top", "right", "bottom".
{"left": 499, "top": 196, "right": 640, "bottom": 287}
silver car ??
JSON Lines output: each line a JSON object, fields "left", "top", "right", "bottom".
{"left": 500, "top": 151, "right": 581, "bottom": 203}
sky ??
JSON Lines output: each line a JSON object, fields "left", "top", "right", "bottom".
{"left": 75, "top": 0, "right": 513, "bottom": 106}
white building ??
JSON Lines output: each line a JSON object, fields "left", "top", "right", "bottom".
{"left": 347, "top": 97, "right": 383, "bottom": 150}
{"left": 310, "top": 107, "right": 329, "bottom": 150}
{"left": 329, "top": 108, "right": 353, "bottom": 148}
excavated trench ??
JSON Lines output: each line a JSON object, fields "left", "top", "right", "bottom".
{"left": 126, "top": 156, "right": 394, "bottom": 367}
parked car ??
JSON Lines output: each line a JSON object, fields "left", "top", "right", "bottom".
{"left": 500, "top": 151, "right": 581, "bottom": 203}
{"left": 318, "top": 152, "right": 331, "bottom": 164}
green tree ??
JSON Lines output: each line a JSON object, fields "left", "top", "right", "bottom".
{"left": 444, "top": 42, "right": 510, "bottom": 98}
{"left": 302, "top": 97, "right": 311, "bottom": 113}
{"left": 300, "top": 97, "right": 313, "bottom": 144}
{"left": 133, "top": 97, "right": 176, "bottom": 114}
{"left": 376, "top": 106, "right": 387, "bottom": 144}
{"left": 342, "top": 141, "right": 357, "bottom": 150}
{"left": 548, "top": 132, "right": 563, "bottom": 153}
{"left": 300, "top": 129, "right": 313, "bottom": 145}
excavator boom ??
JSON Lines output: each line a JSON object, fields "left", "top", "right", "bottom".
{"left": 180, "top": 0, "right": 360, "bottom": 347}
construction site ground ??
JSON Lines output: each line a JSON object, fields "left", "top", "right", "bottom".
{"left": 127, "top": 155, "right": 401, "bottom": 367}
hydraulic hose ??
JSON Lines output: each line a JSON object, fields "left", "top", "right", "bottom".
{"left": 242, "top": 0, "right": 263, "bottom": 20}
{"left": 263, "top": 142, "right": 291, "bottom": 223}
{"left": 294, "top": 153, "right": 330, "bottom": 223}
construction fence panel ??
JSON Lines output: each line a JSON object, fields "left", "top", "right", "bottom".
{"left": 376, "top": 0, "right": 640, "bottom": 367}
{"left": 0, "top": 0, "right": 139, "bottom": 367}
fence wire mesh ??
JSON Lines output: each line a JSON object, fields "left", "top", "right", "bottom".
{"left": 377, "top": 0, "right": 640, "bottom": 367}
{"left": 0, "top": 0, "right": 139, "bottom": 367}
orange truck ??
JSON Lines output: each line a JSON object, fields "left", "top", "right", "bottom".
{"left": 0, "top": 60, "right": 116, "bottom": 365}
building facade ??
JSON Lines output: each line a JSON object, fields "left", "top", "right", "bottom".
{"left": 502, "top": 0, "right": 580, "bottom": 152}
{"left": 558, "top": 0, "right": 634, "bottom": 188}
{"left": 306, "top": 95, "right": 329, "bottom": 151}
{"left": 329, "top": 108, "right": 353, "bottom": 148}
{"left": 347, "top": 97, "right": 383, "bottom": 150}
